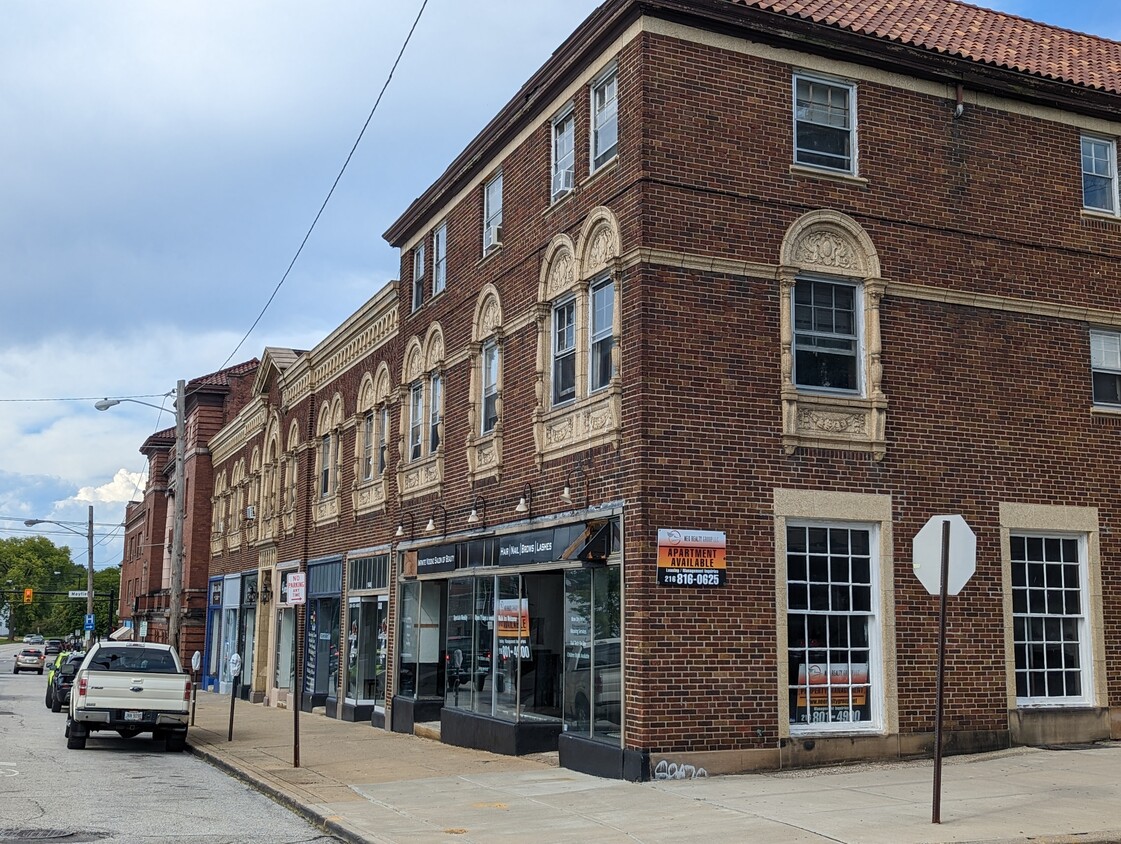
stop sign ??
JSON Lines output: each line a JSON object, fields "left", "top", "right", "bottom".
{"left": 912, "top": 514, "right": 976, "bottom": 596}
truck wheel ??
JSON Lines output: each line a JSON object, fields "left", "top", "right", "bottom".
{"left": 165, "top": 732, "right": 187, "bottom": 752}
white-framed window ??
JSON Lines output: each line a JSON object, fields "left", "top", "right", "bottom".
{"left": 412, "top": 242, "right": 426, "bottom": 311}
{"left": 552, "top": 107, "right": 575, "bottom": 201}
{"left": 408, "top": 383, "right": 423, "bottom": 461}
{"left": 793, "top": 278, "right": 861, "bottom": 393}
{"left": 319, "top": 434, "right": 333, "bottom": 497}
{"left": 591, "top": 67, "right": 618, "bottom": 171}
{"left": 481, "top": 339, "right": 499, "bottom": 434}
{"left": 589, "top": 279, "right": 615, "bottom": 393}
{"left": 361, "top": 411, "right": 374, "bottom": 482}
{"left": 377, "top": 405, "right": 389, "bottom": 475}
{"left": 1090, "top": 329, "right": 1121, "bottom": 406}
{"left": 483, "top": 173, "right": 503, "bottom": 253}
{"left": 786, "top": 522, "right": 879, "bottom": 731}
{"left": 794, "top": 74, "right": 856, "bottom": 174}
{"left": 1011, "top": 533, "right": 1091, "bottom": 705}
{"left": 432, "top": 221, "right": 447, "bottom": 295}
{"left": 1081, "top": 136, "right": 1117, "bottom": 214}
{"left": 428, "top": 372, "right": 442, "bottom": 453}
{"left": 552, "top": 297, "right": 577, "bottom": 406}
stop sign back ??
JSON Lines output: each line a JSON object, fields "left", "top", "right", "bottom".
{"left": 912, "top": 514, "right": 976, "bottom": 596}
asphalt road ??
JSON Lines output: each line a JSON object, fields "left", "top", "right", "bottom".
{"left": 0, "top": 641, "right": 341, "bottom": 843}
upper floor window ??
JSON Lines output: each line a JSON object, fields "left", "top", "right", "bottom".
{"left": 552, "top": 297, "right": 577, "bottom": 406}
{"left": 481, "top": 339, "right": 499, "bottom": 434}
{"left": 590, "top": 279, "right": 615, "bottom": 393}
{"left": 412, "top": 242, "right": 426, "bottom": 311}
{"left": 483, "top": 173, "right": 503, "bottom": 253}
{"left": 793, "top": 278, "right": 860, "bottom": 393}
{"left": 377, "top": 405, "right": 389, "bottom": 474}
{"left": 429, "top": 373, "right": 442, "bottom": 453}
{"left": 794, "top": 74, "right": 856, "bottom": 174}
{"left": 591, "top": 67, "right": 618, "bottom": 171}
{"left": 1081, "top": 136, "right": 1117, "bottom": 214}
{"left": 319, "top": 434, "right": 334, "bottom": 497}
{"left": 361, "top": 412, "right": 374, "bottom": 482}
{"left": 552, "top": 107, "right": 575, "bottom": 201}
{"left": 1090, "top": 329, "right": 1121, "bottom": 406}
{"left": 433, "top": 221, "right": 447, "bottom": 295}
{"left": 408, "top": 382, "right": 423, "bottom": 461}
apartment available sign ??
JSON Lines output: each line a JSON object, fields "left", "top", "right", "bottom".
{"left": 656, "top": 528, "right": 727, "bottom": 586}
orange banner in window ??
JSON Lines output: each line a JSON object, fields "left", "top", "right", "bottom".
{"left": 795, "top": 663, "right": 868, "bottom": 706}
{"left": 496, "top": 598, "right": 530, "bottom": 639}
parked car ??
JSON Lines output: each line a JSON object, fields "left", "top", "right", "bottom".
{"left": 564, "top": 638, "right": 621, "bottom": 729}
{"left": 45, "top": 652, "right": 84, "bottom": 709}
{"left": 44, "top": 639, "right": 63, "bottom": 655}
{"left": 50, "top": 658, "right": 82, "bottom": 713}
{"left": 28, "top": 634, "right": 44, "bottom": 645}
{"left": 14, "top": 648, "right": 46, "bottom": 674}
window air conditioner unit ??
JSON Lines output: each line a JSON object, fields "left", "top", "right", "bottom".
{"left": 552, "top": 169, "right": 574, "bottom": 198}
{"left": 483, "top": 224, "right": 503, "bottom": 252}
{"left": 245, "top": 505, "right": 255, "bottom": 520}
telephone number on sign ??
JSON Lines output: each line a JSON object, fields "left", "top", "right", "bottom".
{"left": 661, "top": 570, "right": 722, "bottom": 586}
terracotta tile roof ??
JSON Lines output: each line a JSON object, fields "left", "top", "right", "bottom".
{"left": 731, "top": 0, "right": 1121, "bottom": 94}
{"left": 186, "top": 358, "right": 260, "bottom": 390}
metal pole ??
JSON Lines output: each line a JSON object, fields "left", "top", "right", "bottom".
{"left": 169, "top": 379, "right": 186, "bottom": 656}
{"left": 86, "top": 505, "right": 95, "bottom": 648}
{"left": 932, "top": 518, "right": 951, "bottom": 824}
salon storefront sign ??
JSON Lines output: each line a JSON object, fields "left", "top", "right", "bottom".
{"left": 656, "top": 528, "right": 727, "bottom": 586}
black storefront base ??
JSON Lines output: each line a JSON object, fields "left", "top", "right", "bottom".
{"left": 558, "top": 732, "right": 649, "bottom": 781}
{"left": 340, "top": 700, "right": 376, "bottom": 723}
{"left": 440, "top": 706, "right": 562, "bottom": 756}
{"left": 301, "top": 691, "right": 328, "bottom": 712}
{"left": 391, "top": 695, "right": 444, "bottom": 733}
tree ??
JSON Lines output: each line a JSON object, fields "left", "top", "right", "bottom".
{"left": 1, "top": 536, "right": 88, "bottom": 640}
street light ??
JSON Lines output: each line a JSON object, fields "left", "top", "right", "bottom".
{"left": 95, "top": 379, "right": 186, "bottom": 654}
{"left": 25, "top": 505, "right": 95, "bottom": 646}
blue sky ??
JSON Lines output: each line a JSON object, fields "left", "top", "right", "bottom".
{"left": 0, "top": 0, "right": 1117, "bottom": 569}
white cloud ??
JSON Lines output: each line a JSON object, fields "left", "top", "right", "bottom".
{"left": 72, "top": 469, "right": 147, "bottom": 507}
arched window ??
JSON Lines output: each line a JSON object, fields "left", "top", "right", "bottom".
{"left": 467, "top": 286, "right": 504, "bottom": 483}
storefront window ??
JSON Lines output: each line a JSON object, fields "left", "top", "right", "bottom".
{"left": 238, "top": 604, "right": 256, "bottom": 692}
{"left": 399, "top": 580, "right": 445, "bottom": 699}
{"left": 275, "top": 606, "right": 295, "bottom": 691}
{"left": 563, "top": 566, "right": 621, "bottom": 741}
{"left": 310, "top": 597, "right": 340, "bottom": 697}
{"left": 347, "top": 598, "right": 388, "bottom": 705}
{"left": 446, "top": 577, "right": 493, "bottom": 713}
{"left": 220, "top": 607, "right": 238, "bottom": 692}
{"left": 494, "top": 575, "right": 522, "bottom": 719}
{"left": 521, "top": 572, "right": 564, "bottom": 722}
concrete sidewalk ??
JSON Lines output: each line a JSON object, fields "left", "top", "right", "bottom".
{"left": 186, "top": 691, "right": 1121, "bottom": 844}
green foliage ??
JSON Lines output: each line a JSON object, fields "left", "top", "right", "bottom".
{"left": 1, "top": 536, "right": 119, "bottom": 640}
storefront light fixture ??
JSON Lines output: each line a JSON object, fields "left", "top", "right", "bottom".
{"left": 244, "top": 583, "right": 258, "bottom": 606}
{"left": 466, "top": 495, "right": 487, "bottom": 529}
{"left": 395, "top": 513, "right": 416, "bottom": 540}
{"left": 560, "top": 460, "right": 591, "bottom": 507}
{"left": 514, "top": 482, "right": 534, "bottom": 519}
{"left": 425, "top": 503, "right": 447, "bottom": 535}
{"left": 259, "top": 581, "right": 272, "bottom": 605}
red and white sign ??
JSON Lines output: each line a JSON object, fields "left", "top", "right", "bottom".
{"left": 287, "top": 572, "right": 306, "bottom": 605}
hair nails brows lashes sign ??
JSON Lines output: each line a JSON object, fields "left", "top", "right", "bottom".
{"left": 414, "top": 524, "right": 593, "bottom": 575}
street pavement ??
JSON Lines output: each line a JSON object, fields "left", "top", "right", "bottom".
{"left": 186, "top": 691, "right": 1121, "bottom": 844}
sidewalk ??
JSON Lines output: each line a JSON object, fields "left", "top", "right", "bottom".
{"left": 186, "top": 691, "right": 1121, "bottom": 844}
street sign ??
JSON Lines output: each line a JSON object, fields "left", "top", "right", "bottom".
{"left": 229, "top": 653, "right": 242, "bottom": 677}
{"left": 287, "top": 572, "right": 306, "bottom": 605}
{"left": 83, "top": 613, "right": 95, "bottom": 631}
{"left": 68, "top": 590, "right": 90, "bottom": 599}
{"left": 912, "top": 514, "right": 976, "bottom": 596}
{"left": 191, "top": 651, "right": 202, "bottom": 672}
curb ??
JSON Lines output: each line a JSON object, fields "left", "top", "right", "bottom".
{"left": 187, "top": 742, "right": 369, "bottom": 844}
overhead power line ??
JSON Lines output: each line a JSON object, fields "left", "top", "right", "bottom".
{"left": 220, "top": 0, "right": 431, "bottom": 370}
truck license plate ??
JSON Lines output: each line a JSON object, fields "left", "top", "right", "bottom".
{"left": 124, "top": 710, "right": 142, "bottom": 722}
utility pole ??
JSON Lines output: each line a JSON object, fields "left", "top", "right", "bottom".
{"left": 169, "top": 378, "right": 186, "bottom": 655}
{"left": 86, "top": 504, "right": 95, "bottom": 646}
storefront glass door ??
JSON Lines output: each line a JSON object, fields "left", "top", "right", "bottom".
{"left": 275, "top": 606, "right": 295, "bottom": 692}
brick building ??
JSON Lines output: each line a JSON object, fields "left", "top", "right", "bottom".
{"left": 205, "top": 0, "right": 1121, "bottom": 780}
{"left": 119, "top": 361, "right": 258, "bottom": 664}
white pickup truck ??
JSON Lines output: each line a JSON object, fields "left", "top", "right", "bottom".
{"left": 66, "top": 641, "right": 192, "bottom": 751}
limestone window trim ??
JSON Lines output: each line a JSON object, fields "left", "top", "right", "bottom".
{"left": 778, "top": 209, "right": 887, "bottom": 460}
{"left": 259, "top": 416, "right": 282, "bottom": 543}
{"left": 247, "top": 447, "right": 261, "bottom": 545}
{"left": 283, "top": 421, "right": 300, "bottom": 535}
{"left": 399, "top": 324, "right": 445, "bottom": 501}
{"left": 211, "top": 471, "right": 228, "bottom": 557}
{"left": 533, "top": 206, "right": 623, "bottom": 467}
{"left": 313, "top": 395, "right": 344, "bottom": 527}
{"left": 228, "top": 459, "right": 246, "bottom": 552}
{"left": 353, "top": 363, "right": 393, "bottom": 518}
{"left": 465, "top": 285, "right": 505, "bottom": 485}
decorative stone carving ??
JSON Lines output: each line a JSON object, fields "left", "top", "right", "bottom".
{"left": 480, "top": 299, "right": 500, "bottom": 336}
{"left": 793, "top": 230, "right": 859, "bottom": 271}
{"left": 798, "top": 409, "right": 867, "bottom": 434}
{"left": 547, "top": 252, "right": 575, "bottom": 300}
{"left": 586, "top": 227, "right": 616, "bottom": 274}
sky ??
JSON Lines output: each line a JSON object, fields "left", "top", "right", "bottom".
{"left": 0, "top": 0, "right": 1118, "bottom": 571}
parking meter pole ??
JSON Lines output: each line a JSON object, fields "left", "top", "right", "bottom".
{"left": 932, "top": 519, "right": 951, "bottom": 824}
{"left": 227, "top": 653, "right": 242, "bottom": 742}
{"left": 191, "top": 672, "right": 198, "bottom": 726}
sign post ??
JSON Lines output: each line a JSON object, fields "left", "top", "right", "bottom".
{"left": 190, "top": 651, "right": 201, "bottom": 726}
{"left": 227, "top": 652, "right": 242, "bottom": 742}
{"left": 912, "top": 514, "right": 977, "bottom": 824}
{"left": 287, "top": 572, "right": 306, "bottom": 769}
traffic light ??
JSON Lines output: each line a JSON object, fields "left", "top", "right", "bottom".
{"left": 23, "top": 588, "right": 33, "bottom": 603}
